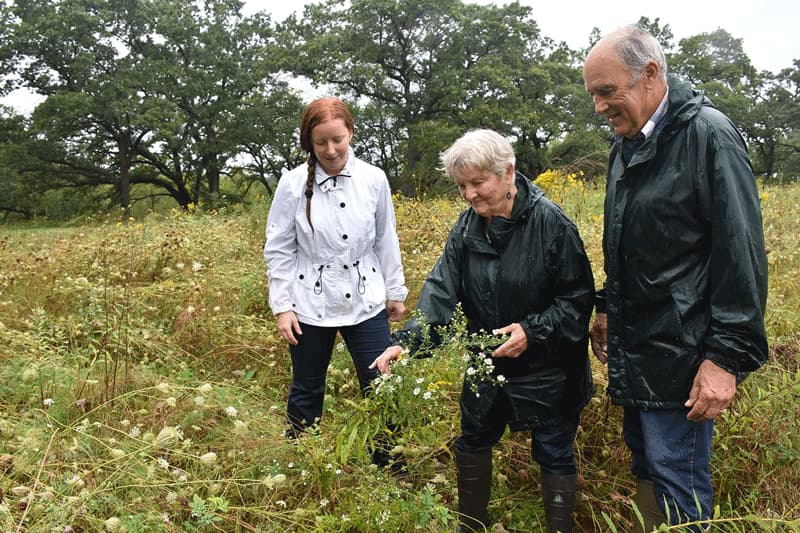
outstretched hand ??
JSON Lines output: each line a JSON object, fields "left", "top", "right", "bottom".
{"left": 369, "top": 345, "right": 404, "bottom": 374}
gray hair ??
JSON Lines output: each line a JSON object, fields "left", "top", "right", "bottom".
{"left": 609, "top": 25, "right": 668, "bottom": 84}
{"left": 440, "top": 129, "right": 515, "bottom": 180}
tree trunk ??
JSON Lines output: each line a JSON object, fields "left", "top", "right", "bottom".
{"left": 118, "top": 135, "right": 131, "bottom": 220}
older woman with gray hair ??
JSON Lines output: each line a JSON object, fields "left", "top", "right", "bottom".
{"left": 371, "top": 129, "right": 595, "bottom": 532}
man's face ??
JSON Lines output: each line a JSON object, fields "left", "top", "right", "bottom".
{"left": 583, "top": 43, "right": 653, "bottom": 139}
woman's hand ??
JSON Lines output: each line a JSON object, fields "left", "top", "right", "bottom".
{"left": 276, "top": 311, "right": 302, "bottom": 346}
{"left": 491, "top": 323, "right": 528, "bottom": 358}
{"left": 368, "top": 345, "right": 404, "bottom": 374}
{"left": 386, "top": 300, "right": 406, "bottom": 322}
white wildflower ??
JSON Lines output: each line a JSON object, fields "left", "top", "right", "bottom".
{"left": 154, "top": 426, "right": 182, "bottom": 450}
{"left": 165, "top": 397, "right": 177, "bottom": 407}
{"left": 497, "top": 375, "right": 507, "bottom": 383}
{"left": 466, "top": 367, "right": 476, "bottom": 376}
{"left": 199, "top": 452, "right": 218, "bottom": 466}
{"left": 413, "top": 387, "right": 420, "bottom": 396}
{"left": 110, "top": 448, "right": 125, "bottom": 459}
{"left": 423, "top": 391, "right": 433, "bottom": 400}
{"left": 194, "top": 396, "right": 205, "bottom": 407}
{"left": 43, "top": 398, "right": 54, "bottom": 407}
{"left": 224, "top": 405, "right": 238, "bottom": 417}
{"left": 198, "top": 383, "right": 213, "bottom": 394}
{"left": 192, "top": 261, "right": 203, "bottom": 272}
{"left": 233, "top": 419, "right": 248, "bottom": 435}
{"left": 156, "top": 382, "right": 170, "bottom": 394}
{"left": 104, "top": 517, "right": 121, "bottom": 532}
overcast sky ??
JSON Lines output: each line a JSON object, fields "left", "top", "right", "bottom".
{"left": 3, "top": 0, "right": 798, "bottom": 113}
{"left": 249, "top": 0, "right": 799, "bottom": 74}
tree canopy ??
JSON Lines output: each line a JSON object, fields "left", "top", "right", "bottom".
{"left": 1, "top": 0, "right": 798, "bottom": 221}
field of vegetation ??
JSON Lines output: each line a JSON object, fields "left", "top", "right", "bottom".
{"left": 0, "top": 176, "right": 798, "bottom": 532}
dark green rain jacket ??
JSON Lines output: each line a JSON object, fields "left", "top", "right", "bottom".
{"left": 597, "top": 76, "right": 768, "bottom": 408}
{"left": 397, "top": 175, "right": 595, "bottom": 429}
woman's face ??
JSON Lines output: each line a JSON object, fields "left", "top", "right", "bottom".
{"left": 311, "top": 118, "right": 353, "bottom": 176}
{"left": 454, "top": 164, "right": 513, "bottom": 218}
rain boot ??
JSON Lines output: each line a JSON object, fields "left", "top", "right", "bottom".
{"left": 541, "top": 472, "right": 576, "bottom": 533}
{"left": 456, "top": 449, "right": 492, "bottom": 532}
{"left": 632, "top": 479, "right": 667, "bottom": 532}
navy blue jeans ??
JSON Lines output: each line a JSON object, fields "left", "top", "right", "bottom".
{"left": 286, "top": 310, "right": 391, "bottom": 433}
{"left": 455, "top": 387, "right": 579, "bottom": 475}
{"left": 623, "top": 407, "right": 714, "bottom": 532}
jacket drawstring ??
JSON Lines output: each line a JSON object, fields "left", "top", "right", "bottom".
{"left": 353, "top": 260, "right": 366, "bottom": 295}
{"left": 313, "top": 265, "right": 324, "bottom": 295}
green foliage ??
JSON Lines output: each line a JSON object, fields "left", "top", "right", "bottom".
{"left": 0, "top": 184, "right": 798, "bottom": 531}
{"left": 3, "top": 0, "right": 800, "bottom": 218}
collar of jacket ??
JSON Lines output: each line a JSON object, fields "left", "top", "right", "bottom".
{"left": 463, "top": 173, "right": 541, "bottom": 254}
{"left": 315, "top": 147, "right": 355, "bottom": 192}
{"left": 612, "top": 76, "right": 709, "bottom": 171}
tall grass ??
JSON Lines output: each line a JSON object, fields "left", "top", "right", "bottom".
{"left": 0, "top": 182, "right": 797, "bottom": 532}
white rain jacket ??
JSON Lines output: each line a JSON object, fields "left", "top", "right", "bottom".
{"left": 264, "top": 149, "right": 408, "bottom": 327}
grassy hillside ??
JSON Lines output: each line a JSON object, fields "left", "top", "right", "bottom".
{"left": 0, "top": 179, "right": 797, "bottom": 532}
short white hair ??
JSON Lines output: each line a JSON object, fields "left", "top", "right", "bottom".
{"left": 606, "top": 25, "right": 668, "bottom": 84}
{"left": 440, "top": 129, "right": 515, "bottom": 180}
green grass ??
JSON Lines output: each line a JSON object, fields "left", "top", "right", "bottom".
{"left": 0, "top": 182, "right": 798, "bottom": 532}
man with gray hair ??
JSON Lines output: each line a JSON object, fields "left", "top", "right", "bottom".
{"left": 583, "top": 26, "right": 768, "bottom": 532}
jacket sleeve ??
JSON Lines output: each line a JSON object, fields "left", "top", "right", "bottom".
{"left": 392, "top": 219, "right": 465, "bottom": 356}
{"left": 699, "top": 118, "right": 768, "bottom": 374}
{"left": 519, "top": 210, "right": 595, "bottom": 349}
{"left": 373, "top": 171, "right": 408, "bottom": 302}
{"left": 264, "top": 174, "right": 300, "bottom": 315}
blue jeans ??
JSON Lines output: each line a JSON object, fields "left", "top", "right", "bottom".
{"left": 456, "top": 388, "right": 579, "bottom": 475}
{"left": 286, "top": 310, "right": 391, "bottom": 433}
{"left": 623, "top": 407, "right": 713, "bottom": 531}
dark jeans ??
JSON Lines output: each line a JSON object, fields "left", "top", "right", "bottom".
{"left": 624, "top": 407, "right": 714, "bottom": 532}
{"left": 286, "top": 310, "right": 391, "bottom": 433}
{"left": 455, "top": 387, "right": 580, "bottom": 475}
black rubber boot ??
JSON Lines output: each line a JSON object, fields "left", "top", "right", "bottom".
{"left": 456, "top": 449, "right": 492, "bottom": 532}
{"left": 541, "top": 472, "right": 576, "bottom": 533}
{"left": 632, "top": 479, "right": 667, "bottom": 532}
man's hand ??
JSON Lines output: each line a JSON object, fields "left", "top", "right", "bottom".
{"left": 491, "top": 323, "right": 528, "bottom": 358}
{"left": 589, "top": 312, "right": 609, "bottom": 363}
{"left": 685, "top": 359, "right": 737, "bottom": 422}
{"left": 386, "top": 300, "right": 406, "bottom": 323}
{"left": 276, "top": 311, "right": 302, "bottom": 346}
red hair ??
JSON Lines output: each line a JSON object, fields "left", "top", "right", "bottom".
{"left": 300, "top": 97, "right": 355, "bottom": 231}
{"left": 299, "top": 97, "right": 355, "bottom": 154}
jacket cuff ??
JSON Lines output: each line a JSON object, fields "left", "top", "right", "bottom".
{"left": 705, "top": 353, "right": 740, "bottom": 375}
{"left": 386, "top": 286, "right": 409, "bottom": 302}
{"left": 594, "top": 288, "right": 607, "bottom": 313}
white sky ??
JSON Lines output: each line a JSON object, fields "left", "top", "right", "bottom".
{"left": 250, "top": 0, "right": 799, "bottom": 73}
{"left": 4, "top": 0, "right": 798, "bottom": 113}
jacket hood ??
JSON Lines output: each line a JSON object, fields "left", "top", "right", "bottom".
{"left": 662, "top": 76, "right": 712, "bottom": 137}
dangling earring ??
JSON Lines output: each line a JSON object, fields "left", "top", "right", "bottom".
{"left": 506, "top": 190, "right": 512, "bottom": 200}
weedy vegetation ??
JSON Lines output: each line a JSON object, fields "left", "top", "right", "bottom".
{"left": 0, "top": 175, "right": 798, "bottom": 532}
